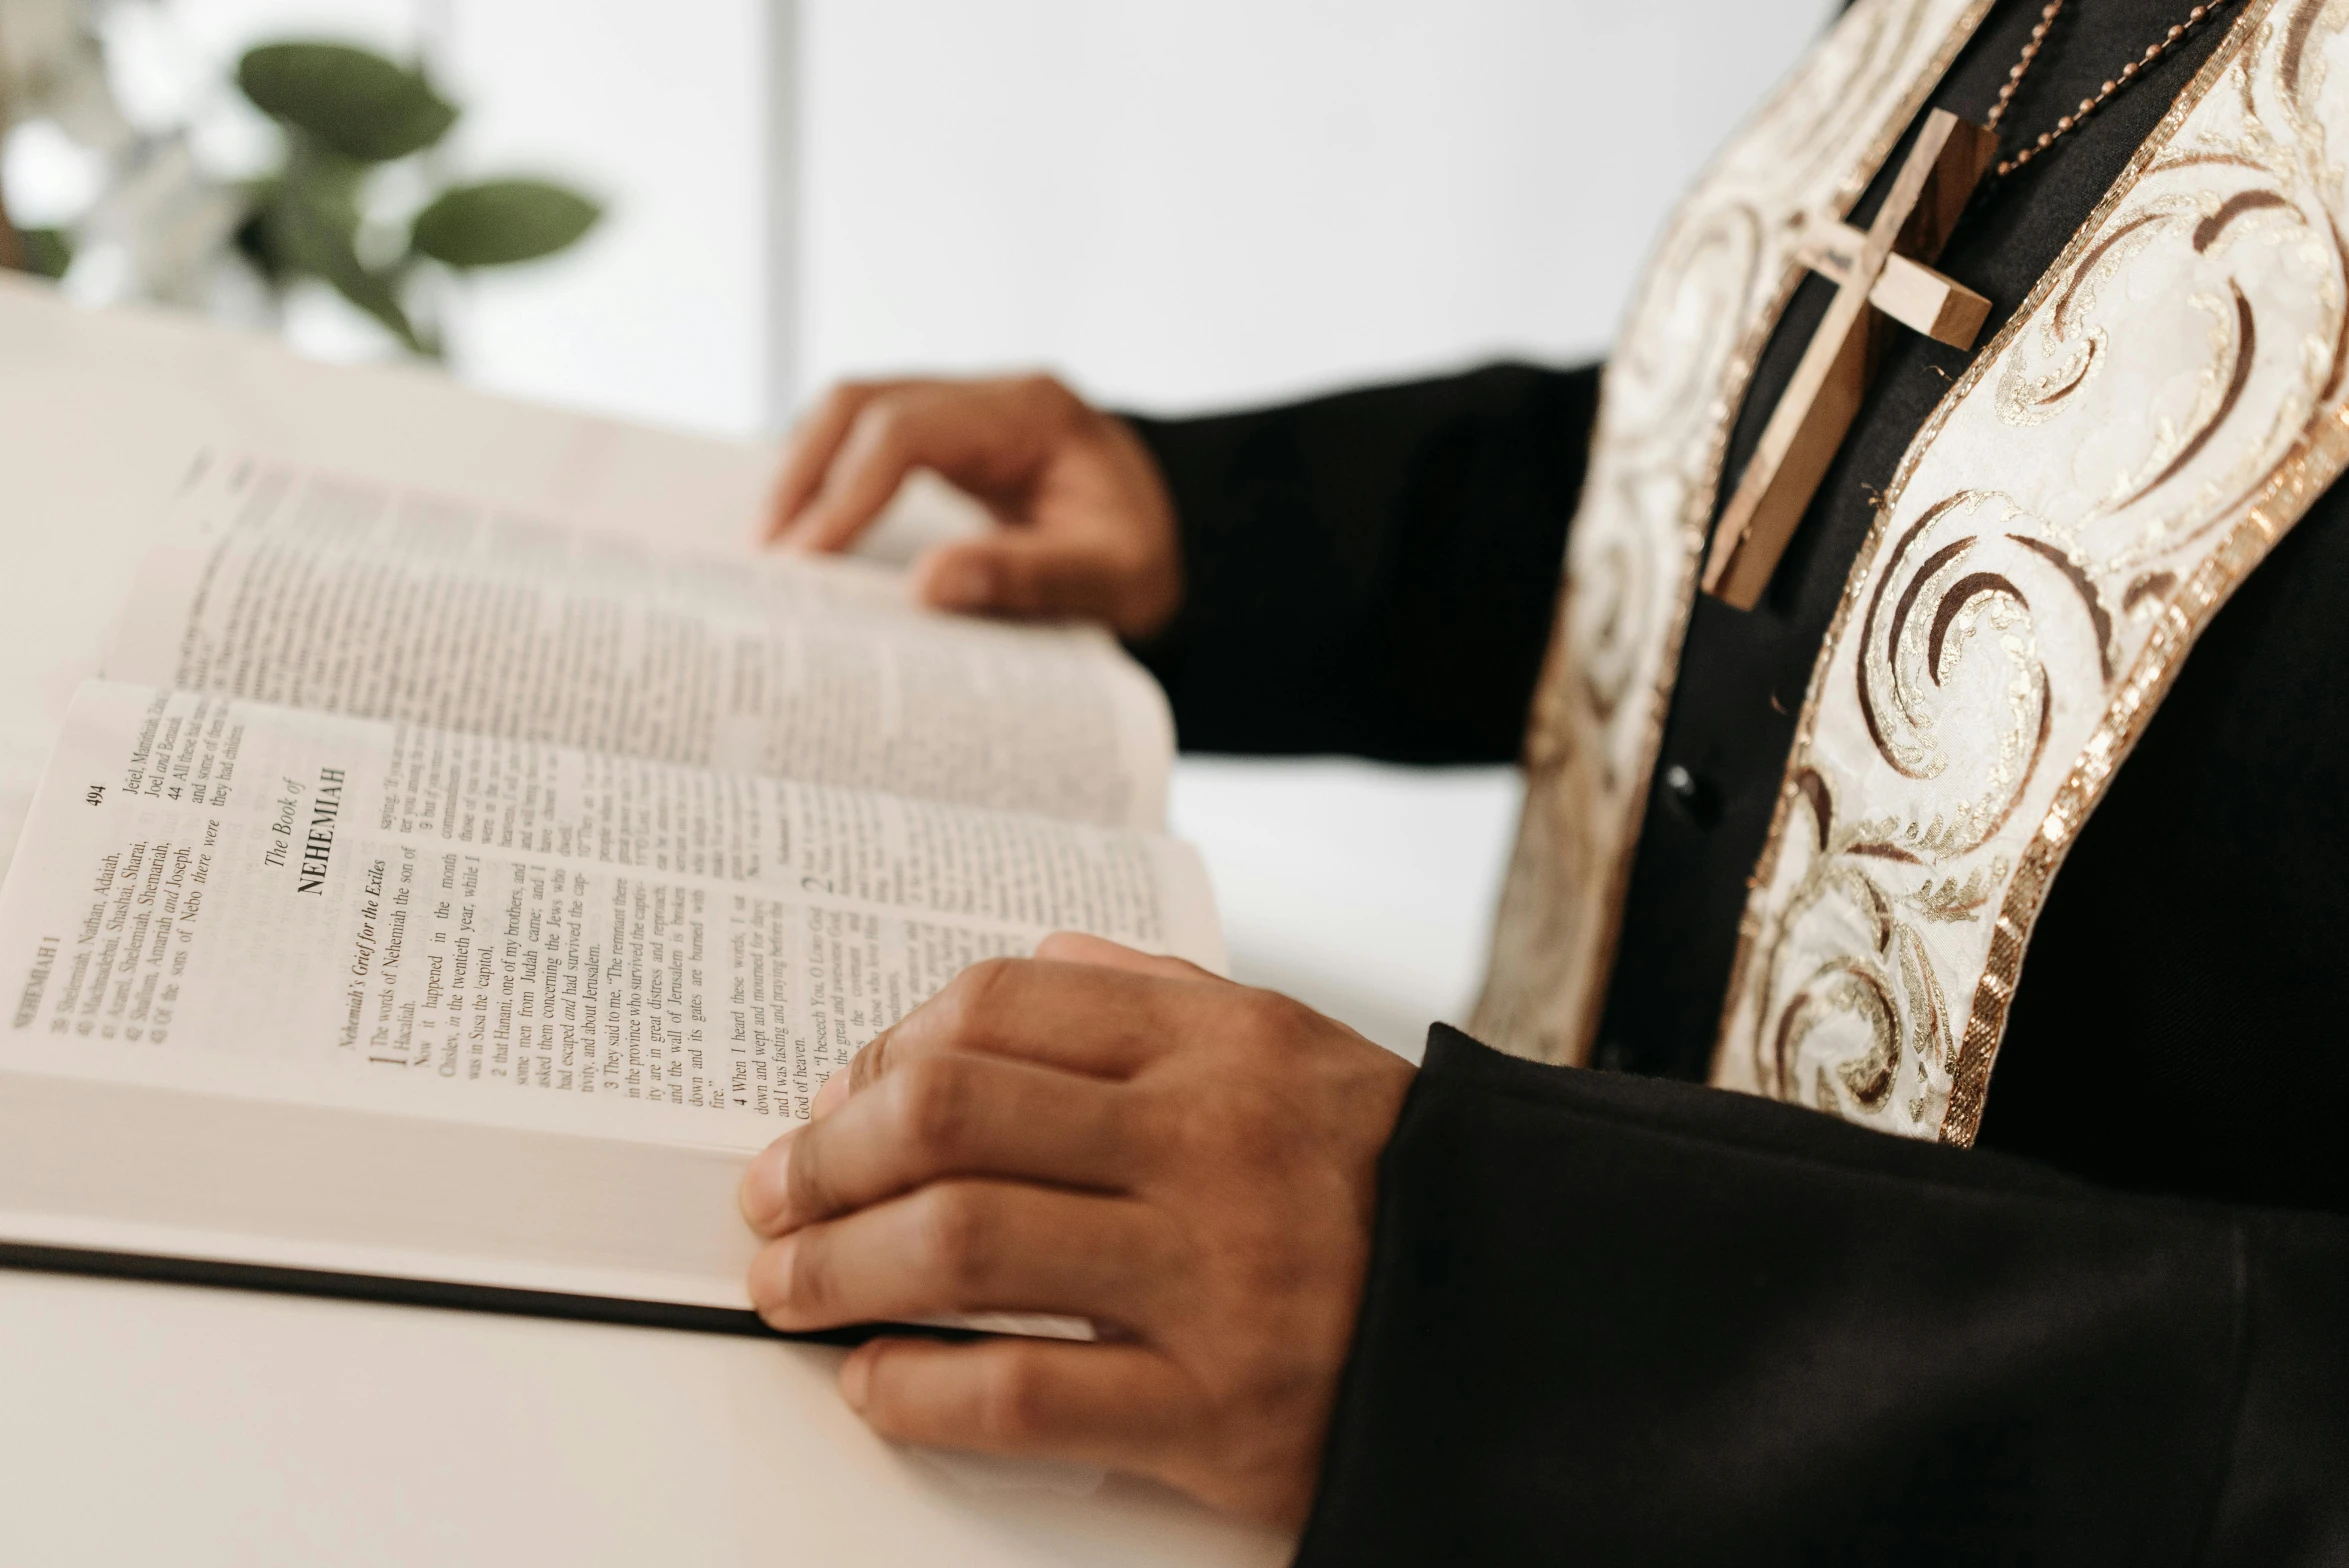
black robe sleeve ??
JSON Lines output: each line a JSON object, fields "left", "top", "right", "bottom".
{"left": 1122, "top": 362, "right": 1600, "bottom": 763}
{"left": 1297, "top": 1026, "right": 2349, "bottom": 1567}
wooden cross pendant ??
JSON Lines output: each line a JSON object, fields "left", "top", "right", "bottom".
{"left": 1701, "top": 109, "right": 2001, "bottom": 609}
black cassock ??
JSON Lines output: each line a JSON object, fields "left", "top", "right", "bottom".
{"left": 1124, "top": 3, "right": 2348, "bottom": 1561}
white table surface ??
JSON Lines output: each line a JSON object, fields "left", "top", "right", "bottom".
{"left": 0, "top": 278, "right": 1514, "bottom": 1565}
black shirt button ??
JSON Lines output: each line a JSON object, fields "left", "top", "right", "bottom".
{"left": 1662, "top": 763, "right": 1721, "bottom": 826}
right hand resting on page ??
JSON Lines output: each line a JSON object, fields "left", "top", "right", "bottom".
{"left": 736, "top": 934, "right": 1416, "bottom": 1528}
{"left": 768, "top": 375, "right": 1183, "bottom": 641}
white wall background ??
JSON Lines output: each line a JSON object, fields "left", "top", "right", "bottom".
{"left": 797, "top": 0, "right": 1835, "bottom": 414}
{"left": 432, "top": 0, "right": 770, "bottom": 436}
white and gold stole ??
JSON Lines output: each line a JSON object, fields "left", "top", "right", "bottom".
{"left": 1476, "top": 0, "right": 2349, "bottom": 1145}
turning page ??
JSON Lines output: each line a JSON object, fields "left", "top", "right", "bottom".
{"left": 103, "top": 455, "right": 1174, "bottom": 830}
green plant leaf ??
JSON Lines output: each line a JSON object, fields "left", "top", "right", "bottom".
{"left": 281, "top": 140, "right": 367, "bottom": 230}
{"left": 410, "top": 180, "right": 601, "bottom": 268}
{"left": 238, "top": 42, "right": 457, "bottom": 162}
{"left": 19, "top": 227, "right": 73, "bottom": 280}
{"left": 261, "top": 179, "right": 423, "bottom": 352}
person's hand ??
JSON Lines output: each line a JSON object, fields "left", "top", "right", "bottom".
{"left": 769, "top": 375, "right": 1184, "bottom": 641}
{"left": 736, "top": 933, "right": 1417, "bottom": 1527}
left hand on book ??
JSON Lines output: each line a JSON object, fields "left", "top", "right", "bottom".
{"left": 737, "top": 933, "right": 1416, "bottom": 1527}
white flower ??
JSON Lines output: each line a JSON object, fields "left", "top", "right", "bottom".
{"left": 69, "top": 132, "right": 241, "bottom": 304}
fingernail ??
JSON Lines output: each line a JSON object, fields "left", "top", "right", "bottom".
{"left": 752, "top": 1234, "right": 799, "bottom": 1312}
{"left": 839, "top": 1346, "right": 873, "bottom": 1411}
{"left": 739, "top": 1136, "right": 793, "bottom": 1230}
{"left": 930, "top": 555, "right": 993, "bottom": 609}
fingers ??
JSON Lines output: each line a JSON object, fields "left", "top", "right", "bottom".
{"left": 774, "top": 377, "right": 1078, "bottom": 555}
{"left": 841, "top": 1338, "right": 1198, "bottom": 1475}
{"left": 837, "top": 955, "right": 1197, "bottom": 1102}
{"left": 909, "top": 533, "right": 1136, "bottom": 625}
{"left": 748, "top": 1180, "right": 1177, "bottom": 1332}
{"left": 810, "top": 1062, "right": 855, "bottom": 1120}
{"left": 1032, "top": 931, "right": 1216, "bottom": 981}
{"left": 803, "top": 947, "right": 1217, "bottom": 1120}
{"left": 785, "top": 388, "right": 955, "bottom": 553}
{"left": 740, "top": 1050, "right": 1131, "bottom": 1236}
{"left": 769, "top": 380, "right": 905, "bottom": 542}
{"left": 769, "top": 378, "right": 1185, "bottom": 638}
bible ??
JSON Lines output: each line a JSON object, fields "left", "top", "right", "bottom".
{"left": 0, "top": 453, "right": 1220, "bottom": 1334}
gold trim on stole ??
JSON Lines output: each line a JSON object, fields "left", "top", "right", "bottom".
{"left": 1473, "top": 0, "right": 1996, "bottom": 1065}
{"left": 1713, "top": 0, "right": 2349, "bottom": 1142}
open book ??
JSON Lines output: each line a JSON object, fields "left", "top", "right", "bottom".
{"left": 0, "top": 454, "right": 1219, "bottom": 1333}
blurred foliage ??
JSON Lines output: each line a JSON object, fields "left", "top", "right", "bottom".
{"left": 413, "top": 179, "right": 600, "bottom": 267}
{"left": 237, "top": 42, "right": 457, "bottom": 162}
{"left": 18, "top": 225, "right": 73, "bottom": 278}
{"left": 231, "top": 40, "right": 601, "bottom": 356}
{"left": 0, "top": 21, "right": 602, "bottom": 357}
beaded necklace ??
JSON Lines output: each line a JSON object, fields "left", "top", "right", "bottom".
{"left": 1988, "top": 0, "right": 2239, "bottom": 178}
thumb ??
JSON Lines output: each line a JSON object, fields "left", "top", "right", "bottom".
{"left": 1033, "top": 931, "right": 1216, "bottom": 981}
{"left": 910, "top": 533, "right": 1138, "bottom": 628}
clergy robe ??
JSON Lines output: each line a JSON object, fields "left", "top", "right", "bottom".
{"left": 1126, "top": 1, "right": 2348, "bottom": 1560}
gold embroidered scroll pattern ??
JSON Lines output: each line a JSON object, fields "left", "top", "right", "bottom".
{"left": 1716, "top": 0, "right": 2349, "bottom": 1141}
{"left": 1472, "top": 0, "right": 1994, "bottom": 1066}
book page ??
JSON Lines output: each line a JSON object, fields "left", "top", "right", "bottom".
{"left": 102, "top": 455, "right": 1173, "bottom": 831}
{"left": 0, "top": 682, "right": 1220, "bottom": 1154}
